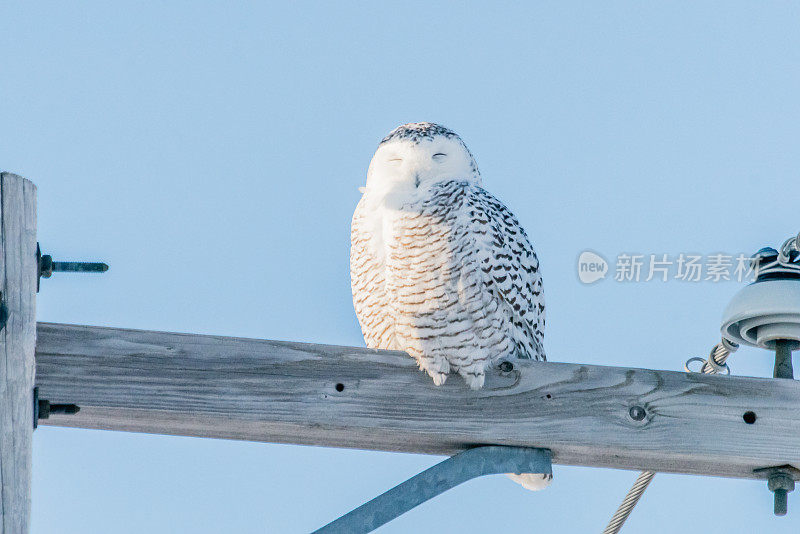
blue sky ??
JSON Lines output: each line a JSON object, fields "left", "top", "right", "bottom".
{"left": 3, "top": 2, "right": 800, "bottom": 532}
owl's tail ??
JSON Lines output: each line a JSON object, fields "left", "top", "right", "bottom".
{"left": 507, "top": 472, "right": 553, "bottom": 491}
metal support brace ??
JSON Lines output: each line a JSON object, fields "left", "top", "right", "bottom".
{"left": 313, "top": 446, "right": 552, "bottom": 534}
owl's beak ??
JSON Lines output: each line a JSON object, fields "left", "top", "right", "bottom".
{"left": 414, "top": 173, "right": 420, "bottom": 188}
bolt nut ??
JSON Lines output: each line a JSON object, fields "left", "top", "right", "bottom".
{"left": 768, "top": 472, "right": 796, "bottom": 493}
{"left": 629, "top": 405, "right": 647, "bottom": 421}
{"left": 498, "top": 361, "right": 514, "bottom": 373}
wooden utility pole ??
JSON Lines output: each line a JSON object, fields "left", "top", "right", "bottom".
{"left": 0, "top": 173, "right": 37, "bottom": 534}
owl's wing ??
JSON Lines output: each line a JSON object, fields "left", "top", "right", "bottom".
{"left": 350, "top": 196, "right": 396, "bottom": 350}
{"left": 461, "top": 183, "right": 545, "bottom": 360}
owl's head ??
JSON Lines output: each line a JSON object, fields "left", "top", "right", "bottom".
{"left": 365, "top": 123, "right": 480, "bottom": 196}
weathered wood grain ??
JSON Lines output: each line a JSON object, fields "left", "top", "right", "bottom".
{"left": 35, "top": 322, "right": 800, "bottom": 481}
{"left": 0, "top": 173, "right": 37, "bottom": 534}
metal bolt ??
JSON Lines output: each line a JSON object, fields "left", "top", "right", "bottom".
{"left": 768, "top": 472, "right": 795, "bottom": 516}
{"left": 629, "top": 406, "right": 646, "bottom": 421}
{"left": 36, "top": 243, "right": 108, "bottom": 291}
{"left": 774, "top": 339, "right": 795, "bottom": 380}
{"left": 498, "top": 361, "right": 514, "bottom": 373}
{"left": 33, "top": 387, "right": 80, "bottom": 429}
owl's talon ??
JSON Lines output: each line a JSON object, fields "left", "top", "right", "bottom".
{"left": 463, "top": 373, "right": 485, "bottom": 390}
{"left": 430, "top": 373, "right": 448, "bottom": 386}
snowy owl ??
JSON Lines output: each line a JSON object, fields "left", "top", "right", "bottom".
{"left": 350, "top": 123, "right": 549, "bottom": 490}
{"left": 351, "top": 122, "right": 545, "bottom": 387}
